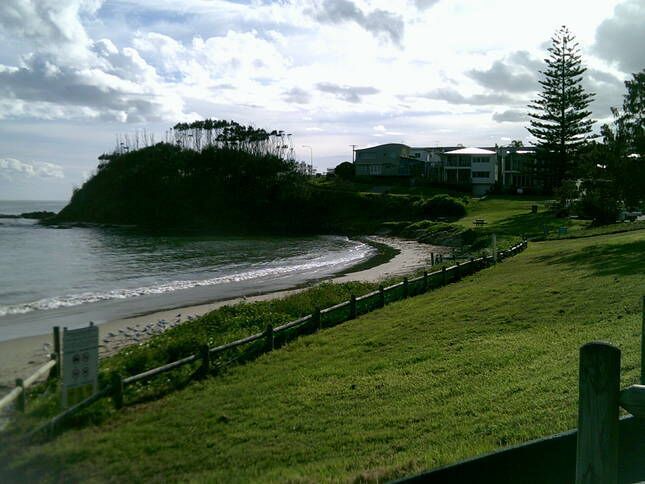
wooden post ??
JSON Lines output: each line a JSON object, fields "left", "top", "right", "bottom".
{"left": 349, "top": 295, "right": 357, "bottom": 319}
{"left": 470, "top": 257, "right": 475, "bottom": 274}
{"left": 265, "top": 324, "right": 274, "bottom": 351}
{"left": 423, "top": 270, "right": 428, "bottom": 292}
{"left": 442, "top": 266, "right": 447, "bottom": 286}
{"left": 111, "top": 373, "right": 124, "bottom": 410}
{"left": 379, "top": 286, "right": 385, "bottom": 308}
{"left": 492, "top": 233, "right": 497, "bottom": 264}
{"left": 313, "top": 308, "right": 321, "bottom": 331}
{"left": 403, "top": 277, "right": 409, "bottom": 298}
{"left": 641, "top": 295, "right": 644, "bottom": 385}
{"left": 199, "top": 345, "right": 210, "bottom": 379}
{"left": 15, "top": 378, "right": 25, "bottom": 413}
{"left": 431, "top": 253, "right": 435, "bottom": 265}
{"left": 575, "top": 342, "right": 620, "bottom": 484}
{"left": 53, "top": 326, "right": 61, "bottom": 379}
{"left": 455, "top": 262, "right": 461, "bottom": 280}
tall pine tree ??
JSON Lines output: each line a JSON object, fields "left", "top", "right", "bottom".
{"left": 528, "top": 26, "right": 595, "bottom": 190}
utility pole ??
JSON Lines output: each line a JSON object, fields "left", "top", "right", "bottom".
{"left": 350, "top": 144, "right": 359, "bottom": 163}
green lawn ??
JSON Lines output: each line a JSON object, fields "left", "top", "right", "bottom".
{"left": 2, "top": 229, "right": 643, "bottom": 482}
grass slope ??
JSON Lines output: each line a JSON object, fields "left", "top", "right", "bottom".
{"left": 2, "top": 230, "right": 644, "bottom": 482}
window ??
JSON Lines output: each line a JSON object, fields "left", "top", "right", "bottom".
{"left": 472, "top": 171, "right": 490, "bottom": 178}
{"left": 369, "top": 165, "right": 382, "bottom": 175}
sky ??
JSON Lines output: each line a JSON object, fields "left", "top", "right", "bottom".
{"left": 0, "top": 0, "right": 643, "bottom": 200}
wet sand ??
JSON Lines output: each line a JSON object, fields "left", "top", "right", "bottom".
{"left": 0, "top": 236, "right": 445, "bottom": 389}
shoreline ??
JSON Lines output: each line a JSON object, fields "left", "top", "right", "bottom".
{"left": 0, "top": 236, "right": 445, "bottom": 389}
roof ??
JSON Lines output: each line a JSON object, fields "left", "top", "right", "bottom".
{"left": 355, "top": 143, "right": 408, "bottom": 152}
{"left": 443, "top": 147, "right": 497, "bottom": 155}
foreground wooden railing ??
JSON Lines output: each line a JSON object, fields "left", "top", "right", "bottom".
{"left": 397, "top": 296, "right": 645, "bottom": 484}
{"left": 13, "top": 240, "right": 529, "bottom": 439}
{"left": 0, "top": 356, "right": 57, "bottom": 414}
{"left": 576, "top": 298, "right": 645, "bottom": 483}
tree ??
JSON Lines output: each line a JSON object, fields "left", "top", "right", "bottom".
{"left": 527, "top": 26, "right": 596, "bottom": 190}
{"left": 334, "top": 161, "right": 355, "bottom": 180}
{"left": 599, "top": 69, "right": 645, "bottom": 208}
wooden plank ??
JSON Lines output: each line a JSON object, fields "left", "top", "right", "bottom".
{"left": 124, "top": 354, "right": 198, "bottom": 385}
{"left": 0, "top": 387, "right": 22, "bottom": 411}
{"left": 208, "top": 332, "right": 264, "bottom": 355}
{"left": 274, "top": 315, "right": 311, "bottom": 333}
{"left": 320, "top": 300, "right": 350, "bottom": 315}
{"left": 24, "top": 359, "right": 56, "bottom": 388}
{"left": 576, "top": 342, "right": 620, "bottom": 484}
{"left": 619, "top": 385, "right": 645, "bottom": 418}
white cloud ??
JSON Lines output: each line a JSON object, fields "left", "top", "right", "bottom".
{"left": 0, "top": 158, "right": 64, "bottom": 180}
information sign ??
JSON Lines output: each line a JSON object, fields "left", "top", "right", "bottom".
{"left": 62, "top": 323, "right": 99, "bottom": 408}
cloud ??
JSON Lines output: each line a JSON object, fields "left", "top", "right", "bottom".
{"left": 593, "top": 0, "right": 645, "bottom": 74}
{"left": 412, "top": 0, "right": 441, "bottom": 10}
{"left": 0, "top": 47, "right": 186, "bottom": 122}
{"left": 316, "top": 82, "right": 379, "bottom": 103}
{"left": 420, "top": 87, "right": 514, "bottom": 105}
{"left": 492, "top": 109, "right": 526, "bottom": 123}
{"left": 311, "top": 0, "right": 404, "bottom": 45}
{"left": 467, "top": 50, "right": 542, "bottom": 93}
{"left": 0, "top": 157, "right": 64, "bottom": 180}
{"left": 0, "top": 0, "right": 101, "bottom": 57}
{"left": 283, "top": 87, "right": 311, "bottom": 104}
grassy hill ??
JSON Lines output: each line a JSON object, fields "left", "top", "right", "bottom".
{"left": 2, "top": 228, "right": 643, "bottom": 482}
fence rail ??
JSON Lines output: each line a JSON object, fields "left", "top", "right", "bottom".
{"left": 15, "top": 240, "right": 528, "bottom": 439}
{"left": 0, "top": 355, "right": 56, "bottom": 413}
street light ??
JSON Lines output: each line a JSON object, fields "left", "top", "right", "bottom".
{"left": 302, "top": 145, "right": 313, "bottom": 175}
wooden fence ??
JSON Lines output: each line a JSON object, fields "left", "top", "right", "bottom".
{"left": 5, "top": 240, "right": 529, "bottom": 439}
{"left": 397, "top": 296, "right": 645, "bottom": 484}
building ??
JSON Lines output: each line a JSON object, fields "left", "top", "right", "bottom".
{"left": 499, "top": 146, "right": 539, "bottom": 191}
{"left": 354, "top": 143, "right": 425, "bottom": 177}
{"left": 442, "top": 147, "right": 498, "bottom": 196}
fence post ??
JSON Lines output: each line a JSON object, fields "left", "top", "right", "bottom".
{"left": 455, "top": 262, "right": 461, "bottom": 280}
{"left": 492, "top": 233, "right": 497, "bottom": 264}
{"left": 15, "top": 378, "right": 25, "bottom": 413}
{"left": 53, "top": 326, "right": 61, "bottom": 379}
{"left": 423, "top": 270, "right": 428, "bottom": 292}
{"left": 442, "top": 266, "right": 447, "bottom": 286}
{"left": 575, "top": 342, "right": 620, "bottom": 484}
{"left": 470, "top": 257, "right": 475, "bottom": 274}
{"left": 313, "top": 308, "right": 321, "bottom": 331}
{"left": 198, "top": 345, "right": 210, "bottom": 379}
{"left": 641, "top": 295, "right": 644, "bottom": 385}
{"left": 431, "top": 253, "right": 435, "bottom": 265}
{"left": 265, "top": 324, "right": 274, "bottom": 351}
{"left": 111, "top": 373, "right": 124, "bottom": 410}
{"left": 403, "top": 277, "right": 409, "bottom": 298}
{"left": 349, "top": 295, "right": 357, "bottom": 319}
{"left": 379, "top": 285, "right": 385, "bottom": 308}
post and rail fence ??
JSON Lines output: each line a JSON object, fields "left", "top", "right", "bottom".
{"left": 2, "top": 240, "right": 529, "bottom": 440}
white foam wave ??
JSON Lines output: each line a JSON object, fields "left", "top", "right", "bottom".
{"left": 0, "top": 242, "right": 374, "bottom": 317}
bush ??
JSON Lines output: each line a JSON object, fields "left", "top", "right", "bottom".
{"left": 415, "top": 195, "right": 467, "bottom": 219}
{"left": 335, "top": 161, "right": 355, "bottom": 180}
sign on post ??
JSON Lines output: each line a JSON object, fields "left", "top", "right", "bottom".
{"left": 62, "top": 323, "right": 99, "bottom": 408}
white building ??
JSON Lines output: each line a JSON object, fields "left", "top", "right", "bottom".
{"left": 442, "top": 147, "right": 498, "bottom": 196}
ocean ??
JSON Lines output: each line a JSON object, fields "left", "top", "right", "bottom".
{"left": 0, "top": 200, "right": 375, "bottom": 342}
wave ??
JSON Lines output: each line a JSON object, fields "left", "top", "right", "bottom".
{"left": 0, "top": 241, "right": 374, "bottom": 317}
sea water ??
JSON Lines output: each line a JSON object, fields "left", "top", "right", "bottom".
{"left": 0, "top": 201, "right": 374, "bottom": 341}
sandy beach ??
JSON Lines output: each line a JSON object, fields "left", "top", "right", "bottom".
{"left": 0, "top": 236, "right": 444, "bottom": 390}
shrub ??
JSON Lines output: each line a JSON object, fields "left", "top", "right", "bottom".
{"left": 335, "top": 161, "right": 355, "bottom": 180}
{"left": 416, "top": 195, "right": 467, "bottom": 219}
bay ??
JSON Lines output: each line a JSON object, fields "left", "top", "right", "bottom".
{"left": 0, "top": 201, "right": 374, "bottom": 342}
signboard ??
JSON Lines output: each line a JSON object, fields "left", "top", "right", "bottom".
{"left": 62, "top": 323, "right": 99, "bottom": 408}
